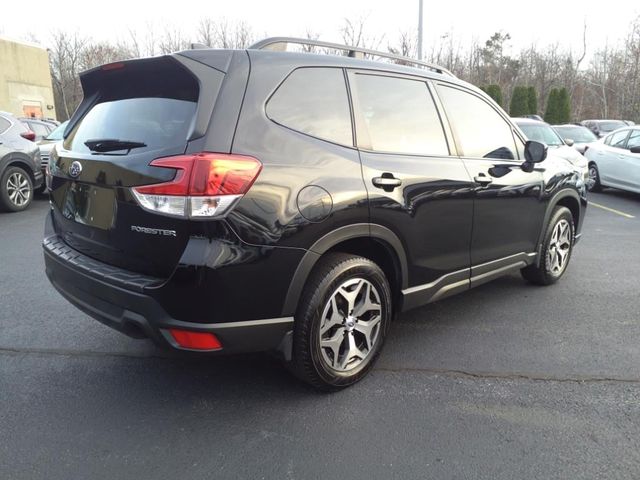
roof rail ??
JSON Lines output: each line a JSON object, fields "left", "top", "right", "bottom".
{"left": 248, "top": 37, "right": 455, "bottom": 77}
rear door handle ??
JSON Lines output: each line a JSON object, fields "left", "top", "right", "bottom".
{"left": 372, "top": 174, "right": 402, "bottom": 191}
{"left": 474, "top": 174, "right": 493, "bottom": 185}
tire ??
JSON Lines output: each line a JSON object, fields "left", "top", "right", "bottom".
{"left": 288, "top": 252, "right": 392, "bottom": 391}
{"left": 587, "top": 163, "right": 602, "bottom": 192}
{"left": 521, "top": 206, "right": 574, "bottom": 286}
{"left": 0, "top": 166, "right": 33, "bottom": 212}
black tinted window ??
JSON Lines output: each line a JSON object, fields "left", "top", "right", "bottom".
{"left": 437, "top": 85, "right": 517, "bottom": 160}
{"left": 66, "top": 98, "right": 197, "bottom": 153}
{"left": 0, "top": 116, "right": 10, "bottom": 134}
{"left": 267, "top": 68, "right": 353, "bottom": 146}
{"left": 352, "top": 74, "right": 448, "bottom": 156}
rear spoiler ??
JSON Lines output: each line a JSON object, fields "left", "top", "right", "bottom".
{"left": 66, "top": 52, "right": 235, "bottom": 143}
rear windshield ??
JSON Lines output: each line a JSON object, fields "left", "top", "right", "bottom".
{"left": 598, "top": 121, "right": 626, "bottom": 133}
{"left": 65, "top": 59, "right": 198, "bottom": 154}
{"left": 65, "top": 98, "right": 196, "bottom": 154}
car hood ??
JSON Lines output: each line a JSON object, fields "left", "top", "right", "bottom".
{"left": 549, "top": 145, "right": 588, "bottom": 169}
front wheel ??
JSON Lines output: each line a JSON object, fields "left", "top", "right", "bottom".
{"left": 587, "top": 163, "right": 602, "bottom": 192}
{"left": 521, "top": 206, "right": 574, "bottom": 286}
{"left": 288, "top": 253, "right": 392, "bottom": 390}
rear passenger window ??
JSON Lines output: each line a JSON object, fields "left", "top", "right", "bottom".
{"left": 0, "top": 116, "right": 10, "bottom": 134}
{"left": 437, "top": 85, "right": 517, "bottom": 160}
{"left": 267, "top": 68, "right": 353, "bottom": 146}
{"left": 351, "top": 74, "right": 448, "bottom": 156}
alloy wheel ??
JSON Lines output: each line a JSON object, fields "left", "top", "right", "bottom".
{"left": 6, "top": 171, "right": 31, "bottom": 207}
{"left": 587, "top": 166, "right": 598, "bottom": 190}
{"left": 318, "top": 278, "right": 382, "bottom": 372}
{"left": 546, "top": 219, "right": 571, "bottom": 275}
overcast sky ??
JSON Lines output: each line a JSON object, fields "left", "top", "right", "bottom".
{"left": 1, "top": 0, "right": 638, "bottom": 55}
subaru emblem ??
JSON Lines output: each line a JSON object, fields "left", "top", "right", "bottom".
{"left": 69, "top": 161, "right": 82, "bottom": 178}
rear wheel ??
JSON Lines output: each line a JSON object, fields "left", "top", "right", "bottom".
{"left": 521, "top": 206, "right": 574, "bottom": 286}
{"left": 0, "top": 166, "right": 33, "bottom": 212}
{"left": 587, "top": 163, "right": 602, "bottom": 192}
{"left": 288, "top": 253, "right": 392, "bottom": 390}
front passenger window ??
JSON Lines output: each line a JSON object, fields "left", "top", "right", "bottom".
{"left": 436, "top": 85, "right": 517, "bottom": 160}
{"left": 608, "top": 130, "right": 629, "bottom": 149}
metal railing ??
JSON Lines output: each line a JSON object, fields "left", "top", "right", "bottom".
{"left": 248, "top": 37, "right": 455, "bottom": 77}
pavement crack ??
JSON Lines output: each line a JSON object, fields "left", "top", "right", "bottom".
{"left": 3, "top": 346, "right": 639, "bottom": 384}
{"left": 0, "top": 345, "right": 173, "bottom": 361}
{"left": 374, "top": 366, "right": 640, "bottom": 384}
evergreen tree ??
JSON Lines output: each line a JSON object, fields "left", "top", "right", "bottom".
{"left": 510, "top": 86, "right": 530, "bottom": 117}
{"left": 527, "top": 86, "right": 538, "bottom": 115}
{"left": 544, "top": 89, "right": 560, "bottom": 124}
{"left": 557, "top": 88, "right": 571, "bottom": 123}
{"left": 483, "top": 84, "right": 503, "bottom": 107}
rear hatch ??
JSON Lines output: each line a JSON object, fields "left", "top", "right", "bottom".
{"left": 49, "top": 55, "right": 223, "bottom": 278}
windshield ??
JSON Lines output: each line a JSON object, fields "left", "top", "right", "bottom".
{"left": 517, "top": 123, "right": 565, "bottom": 146}
{"left": 599, "top": 121, "right": 626, "bottom": 133}
{"left": 45, "top": 120, "right": 69, "bottom": 141}
{"left": 554, "top": 126, "right": 597, "bottom": 143}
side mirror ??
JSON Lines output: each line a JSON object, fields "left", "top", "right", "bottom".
{"left": 524, "top": 140, "right": 547, "bottom": 163}
{"left": 630, "top": 146, "right": 640, "bottom": 154}
{"left": 565, "top": 138, "right": 575, "bottom": 147}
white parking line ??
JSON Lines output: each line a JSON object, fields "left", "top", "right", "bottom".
{"left": 589, "top": 201, "right": 635, "bottom": 219}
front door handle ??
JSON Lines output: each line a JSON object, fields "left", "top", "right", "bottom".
{"left": 474, "top": 174, "right": 493, "bottom": 185}
{"left": 372, "top": 174, "right": 402, "bottom": 192}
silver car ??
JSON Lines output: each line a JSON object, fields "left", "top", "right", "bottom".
{"left": 513, "top": 118, "right": 588, "bottom": 174}
{"left": 584, "top": 126, "right": 640, "bottom": 194}
{"left": 0, "top": 111, "right": 43, "bottom": 211}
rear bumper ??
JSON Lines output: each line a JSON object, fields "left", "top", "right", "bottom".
{"left": 43, "top": 222, "right": 293, "bottom": 355}
{"left": 33, "top": 169, "right": 44, "bottom": 189}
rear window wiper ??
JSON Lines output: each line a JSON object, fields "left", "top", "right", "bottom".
{"left": 84, "top": 138, "right": 147, "bottom": 153}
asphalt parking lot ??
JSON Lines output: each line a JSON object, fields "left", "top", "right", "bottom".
{"left": 1, "top": 190, "right": 640, "bottom": 480}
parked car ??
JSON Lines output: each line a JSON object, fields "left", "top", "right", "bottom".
{"left": 581, "top": 119, "right": 627, "bottom": 138}
{"left": 513, "top": 118, "right": 588, "bottom": 175}
{"left": 584, "top": 126, "right": 640, "bottom": 194}
{"left": 0, "top": 111, "right": 43, "bottom": 211}
{"left": 43, "top": 38, "right": 586, "bottom": 389}
{"left": 553, "top": 124, "right": 598, "bottom": 154}
{"left": 19, "top": 118, "right": 56, "bottom": 142}
{"left": 37, "top": 120, "right": 68, "bottom": 189}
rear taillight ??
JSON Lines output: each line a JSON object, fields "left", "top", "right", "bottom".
{"left": 132, "top": 152, "right": 262, "bottom": 219}
{"left": 20, "top": 131, "right": 36, "bottom": 141}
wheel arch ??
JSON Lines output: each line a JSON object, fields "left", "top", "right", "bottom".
{"left": 535, "top": 188, "right": 582, "bottom": 266}
{"left": 1, "top": 154, "right": 36, "bottom": 184}
{"left": 281, "top": 224, "right": 408, "bottom": 317}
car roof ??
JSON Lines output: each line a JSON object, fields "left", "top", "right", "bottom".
{"left": 512, "top": 117, "right": 550, "bottom": 126}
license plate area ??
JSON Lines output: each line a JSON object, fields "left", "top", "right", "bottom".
{"left": 61, "top": 183, "right": 116, "bottom": 230}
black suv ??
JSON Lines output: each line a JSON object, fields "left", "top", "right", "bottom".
{"left": 44, "top": 38, "right": 586, "bottom": 389}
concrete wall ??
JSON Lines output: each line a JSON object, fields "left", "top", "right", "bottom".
{"left": 0, "top": 37, "right": 57, "bottom": 121}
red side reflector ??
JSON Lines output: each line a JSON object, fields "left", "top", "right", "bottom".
{"left": 169, "top": 329, "right": 222, "bottom": 350}
{"left": 102, "top": 62, "right": 125, "bottom": 71}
